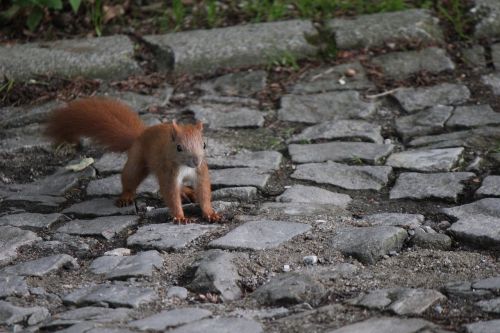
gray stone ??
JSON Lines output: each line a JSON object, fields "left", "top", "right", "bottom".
{"left": 472, "top": 276, "right": 500, "bottom": 291}
{"left": 447, "top": 105, "right": 500, "bottom": 128}
{"left": 129, "top": 308, "right": 212, "bottom": 331}
{"left": 212, "top": 187, "right": 257, "bottom": 202}
{"left": 461, "top": 45, "right": 486, "bottom": 68}
{"left": 259, "top": 202, "right": 348, "bottom": 217}
{"left": 289, "top": 120, "right": 383, "bottom": 144}
{"left": 0, "top": 125, "right": 52, "bottom": 153}
{"left": 187, "top": 249, "right": 243, "bottom": 301}
{"left": 372, "top": 47, "right": 455, "bottom": 79}
{"left": 127, "top": 223, "right": 217, "bottom": 251}
{"left": 168, "top": 317, "right": 263, "bottom": 333}
{"left": 349, "top": 288, "right": 446, "bottom": 315}
{"left": 189, "top": 104, "right": 265, "bottom": 129}
{"left": 93, "top": 153, "right": 127, "bottom": 174}
{"left": 47, "top": 306, "right": 132, "bottom": 328}
{"left": 86, "top": 174, "right": 157, "bottom": 196}
{"left": 0, "top": 275, "right": 29, "bottom": 298}
{"left": 464, "top": 319, "right": 500, "bottom": 333}
{"left": 395, "top": 105, "right": 454, "bottom": 140}
{"left": 410, "top": 228, "right": 452, "bottom": 250}
{"left": 201, "top": 70, "right": 267, "bottom": 97}
{"left": 289, "top": 142, "right": 394, "bottom": 164}
{"left": 291, "top": 161, "right": 392, "bottom": 191}
{"left": 210, "top": 168, "right": 270, "bottom": 189}
{"left": 167, "top": 286, "right": 188, "bottom": 299}
{"left": 57, "top": 216, "right": 138, "bottom": 240}
{"left": 90, "top": 250, "right": 163, "bottom": 280}
{"left": 63, "top": 198, "right": 136, "bottom": 217}
{"left": 63, "top": 284, "right": 157, "bottom": 308}
{"left": 444, "top": 281, "right": 493, "bottom": 300}
{"left": 209, "top": 220, "right": 311, "bottom": 250}
{"left": 102, "top": 89, "right": 169, "bottom": 114}
{"left": 276, "top": 185, "right": 351, "bottom": 208}
{"left": 481, "top": 73, "right": 500, "bottom": 95}
{"left": 329, "top": 226, "right": 408, "bottom": 264}
{"left": 474, "top": 0, "right": 500, "bottom": 39}
{"left": 291, "top": 62, "right": 375, "bottom": 93}
{"left": 0, "top": 36, "right": 141, "bottom": 81}
{"left": 0, "top": 212, "right": 63, "bottom": 229}
{"left": 0, "top": 226, "right": 40, "bottom": 265}
{"left": 385, "top": 148, "right": 464, "bottom": 172}
{"left": 390, "top": 172, "right": 474, "bottom": 201}
{"left": 278, "top": 91, "right": 377, "bottom": 124}
{"left": 328, "top": 9, "right": 444, "bottom": 49}
{"left": 363, "top": 213, "right": 424, "bottom": 228}
{"left": 0, "top": 100, "right": 61, "bottom": 129}
{"left": 476, "top": 298, "right": 500, "bottom": 314}
{"left": 393, "top": 83, "right": 470, "bottom": 112}
{"left": 0, "top": 300, "right": 49, "bottom": 326}
{"left": 493, "top": 43, "right": 500, "bottom": 70}
{"left": 144, "top": 20, "right": 316, "bottom": 73}
{"left": 252, "top": 272, "right": 325, "bottom": 306}
{"left": 0, "top": 254, "right": 78, "bottom": 277}
{"left": 326, "top": 317, "right": 440, "bottom": 333}
{"left": 207, "top": 150, "right": 282, "bottom": 170}
{"left": 0, "top": 193, "right": 67, "bottom": 211}
{"left": 409, "top": 126, "right": 500, "bottom": 149}
{"left": 476, "top": 176, "right": 500, "bottom": 197}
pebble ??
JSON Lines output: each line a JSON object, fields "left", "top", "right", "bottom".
{"left": 303, "top": 255, "right": 318, "bottom": 265}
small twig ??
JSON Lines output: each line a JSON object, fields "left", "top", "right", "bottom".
{"left": 365, "top": 88, "right": 401, "bottom": 99}
{"left": 310, "top": 68, "right": 335, "bottom": 82}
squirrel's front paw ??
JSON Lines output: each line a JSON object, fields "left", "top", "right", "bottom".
{"left": 203, "top": 211, "right": 222, "bottom": 223}
{"left": 173, "top": 216, "right": 191, "bottom": 225}
{"left": 115, "top": 193, "right": 134, "bottom": 207}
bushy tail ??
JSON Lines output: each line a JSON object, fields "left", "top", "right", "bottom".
{"left": 45, "top": 97, "right": 146, "bottom": 152}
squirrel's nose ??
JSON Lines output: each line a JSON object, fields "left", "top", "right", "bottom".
{"left": 191, "top": 156, "right": 201, "bottom": 168}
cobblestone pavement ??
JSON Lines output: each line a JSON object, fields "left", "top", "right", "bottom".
{"left": 1, "top": 4, "right": 500, "bottom": 333}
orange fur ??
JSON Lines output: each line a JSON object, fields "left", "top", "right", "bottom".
{"left": 45, "top": 97, "right": 221, "bottom": 223}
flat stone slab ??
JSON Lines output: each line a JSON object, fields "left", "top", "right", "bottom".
{"left": 385, "top": 148, "right": 464, "bottom": 172}
{"left": 189, "top": 104, "right": 265, "bottom": 128}
{"left": 0, "top": 193, "right": 67, "bottom": 211}
{"left": 129, "top": 308, "right": 212, "bottom": 331}
{"left": 276, "top": 185, "right": 352, "bottom": 208}
{"left": 0, "top": 275, "right": 29, "bottom": 298}
{"left": 372, "top": 47, "right": 455, "bottom": 79}
{"left": 289, "top": 142, "right": 394, "bottom": 164}
{"left": 395, "top": 105, "right": 454, "bottom": 140}
{"left": 63, "top": 198, "right": 136, "bottom": 217}
{"left": 0, "top": 35, "right": 141, "bottom": 81}
{"left": 144, "top": 20, "right": 316, "bottom": 73}
{"left": 187, "top": 249, "right": 243, "bottom": 301}
{"left": 473, "top": 276, "right": 500, "bottom": 290}
{"left": 207, "top": 150, "right": 282, "bottom": 170}
{"left": 210, "top": 168, "right": 270, "bottom": 189}
{"left": 94, "top": 152, "right": 127, "bottom": 174}
{"left": 328, "top": 9, "right": 443, "bottom": 49}
{"left": 464, "top": 319, "right": 500, "bottom": 333}
{"left": 0, "top": 300, "right": 49, "bottom": 326}
{"left": 390, "top": 172, "right": 475, "bottom": 201}
{"left": 57, "top": 216, "right": 138, "bottom": 240}
{"left": 481, "top": 73, "right": 500, "bottom": 95}
{"left": 127, "top": 223, "right": 218, "bottom": 251}
{"left": 0, "top": 226, "right": 41, "bottom": 265}
{"left": 473, "top": 0, "right": 500, "bottom": 39}
{"left": 278, "top": 91, "right": 376, "bottom": 124}
{"left": 86, "top": 174, "right": 157, "bottom": 196}
{"left": 348, "top": 288, "right": 446, "bottom": 315}
{"left": 409, "top": 126, "right": 500, "bottom": 149}
{"left": 209, "top": 220, "right": 311, "bottom": 250}
{"left": 259, "top": 202, "right": 348, "bottom": 218}
{"left": 329, "top": 226, "right": 408, "bottom": 264}
{"left": 0, "top": 123, "right": 53, "bottom": 153}
{"left": 63, "top": 284, "right": 157, "bottom": 308}
{"left": 168, "top": 317, "right": 263, "bottom": 333}
{"left": 289, "top": 120, "right": 383, "bottom": 144}
{"left": 363, "top": 213, "right": 424, "bottom": 228}
{"left": 291, "top": 62, "right": 375, "bottom": 93}
{"left": 48, "top": 306, "right": 132, "bottom": 327}
{"left": 461, "top": 45, "right": 486, "bottom": 68}
{"left": 252, "top": 272, "right": 325, "bottom": 306}
{"left": 326, "top": 317, "right": 440, "bottom": 333}
{"left": 0, "top": 100, "right": 61, "bottom": 129}
{"left": 201, "top": 70, "right": 267, "bottom": 97}
{"left": 212, "top": 187, "right": 257, "bottom": 202}
{"left": 0, "top": 212, "right": 63, "bottom": 229}
{"left": 393, "top": 83, "right": 470, "bottom": 112}
{"left": 447, "top": 105, "right": 500, "bottom": 128}
{"left": 476, "top": 176, "right": 500, "bottom": 197}
{"left": 0, "top": 254, "right": 78, "bottom": 277}
{"left": 90, "top": 250, "right": 163, "bottom": 280}
{"left": 476, "top": 298, "right": 500, "bottom": 314}
{"left": 291, "top": 161, "right": 392, "bottom": 191}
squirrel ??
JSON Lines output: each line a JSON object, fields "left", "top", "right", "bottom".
{"left": 45, "top": 97, "right": 221, "bottom": 224}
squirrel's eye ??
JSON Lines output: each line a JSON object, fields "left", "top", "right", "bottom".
{"left": 203, "top": 142, "right": 206, "bottom": 150}
{"left": 176, "top": 144, "right": 183, "bottom": 152}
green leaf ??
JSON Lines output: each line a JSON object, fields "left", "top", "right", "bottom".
{"left": 0, "top": 5, "right": 21, "bottom": 22}
{"left": 39, "top": 0, "right": 63, "bottom": 10}
{"left": 26, "top": 6, "right": 43, "bottom": 31}
{"left": 68, "top": 0, "right": 81, "bottom": 13}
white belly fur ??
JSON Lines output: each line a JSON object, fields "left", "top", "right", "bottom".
{"left": 177, "top": 166, "right": 197, "bottom": 187}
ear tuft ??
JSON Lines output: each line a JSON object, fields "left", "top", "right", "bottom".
{"left": 171, "top": 119, "right": 179, "bottom": 141}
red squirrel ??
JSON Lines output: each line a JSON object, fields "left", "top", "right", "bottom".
{"left": 45, "top": 97, "right": 221, "bottom": 224}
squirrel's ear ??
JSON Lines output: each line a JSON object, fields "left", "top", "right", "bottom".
{"left": 195, "top": 121, "right": 203, "bottom": 131}
{"left": 171, "top": 120, "right": 179, "bottom": 141}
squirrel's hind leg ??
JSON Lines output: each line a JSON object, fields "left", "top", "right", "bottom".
{"left": 116, "top": 151, "right": 148, "bottom": 207}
